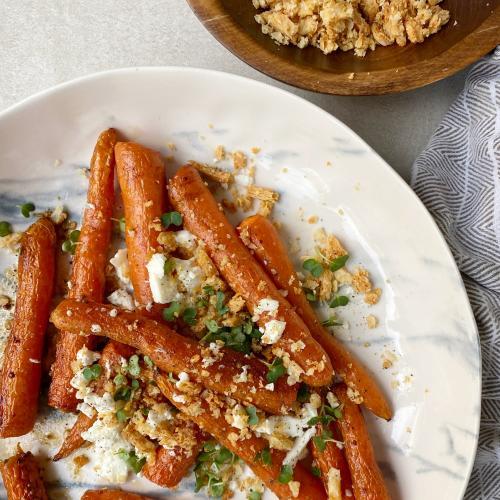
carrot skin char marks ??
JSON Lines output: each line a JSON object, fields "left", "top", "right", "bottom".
{"left": 53, "top": 341, "right": 135, "bottom": 461}
{"left": 48, "top": 128, "right": 118, "bottom": 413}
{"left": 0, "top": 217, "right": 56, "bottom": 437}
{"left": 0, "top": 447, "right": 48, "bottom": 500}
{"left": 238, "top": 214, "right": 392, "bottom": 421}
{"left": 81, "top": 490, "right": 152, "bottom": 500}
{"left": 335, "top": 384, "right": 390, "bottom": 500}
{"left": 310, "top": 422, "right": 353, "bottom": 499}
{"left": 156, "top": 375, "right": 327, "bottom": 500}
{"left": 51, "top": 299, "right": 297, "bottom": 415}
{"left": 115, "top": 142, "right": 166, "bottom": 310}
{"left": 168, "top": 165, "right": 332, "bottom": 387}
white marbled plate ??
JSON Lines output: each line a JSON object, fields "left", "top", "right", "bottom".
{"left": 0, "top": 68, "right": 480, "bottom": 500}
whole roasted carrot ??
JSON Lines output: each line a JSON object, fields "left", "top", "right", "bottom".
{"left": 81, "top": 490, "right": 152, "bottom": 500}
{"left": 51, "top": 299, "right": 297, "bottom": 414}
{"left": 156, "top": 375, "right": 327, "bottom": 500}
{"left": 168, "top": 166, "right": 332, "bottom": 387}
{"left": 48, "top": 128, "right": 117, "bottom": 412}
{"left": 0, "top": 446, "right": 48, "bottom": 500}
{"left": 335, "top": 384, "right": 390, "bottom": 500}
{"left": 115, "top": 142, "right": 166, "bottom": 309}
{"left": 310, "top": 422, "right": 353, "bottom": 499}
{"left": 53, "top": 341, "right": 135, "bottom": 461}
{"left": 0, "top": 217, "right": 56, "bottom": 437}
{"left": 238, "top": 214, "right": 392, "bottom": 420}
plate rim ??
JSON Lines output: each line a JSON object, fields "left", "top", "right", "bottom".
{"left": 0, "top": 66, "right": 482, "bottom": 498}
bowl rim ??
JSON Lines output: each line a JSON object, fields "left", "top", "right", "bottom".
{"left": 187, "top": 0, "right": 500, "bottom": 95}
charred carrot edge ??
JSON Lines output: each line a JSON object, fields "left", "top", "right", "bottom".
{"left": 115, "top": 142, "right": 166, "bottom": 310}
{"left": 48, "top": 128, "right": 118, "bottom": 412}
{"left": 238, "top": 214, "right": 392, "bottom": 420}
{"left": 53, "top": 341, "right": 135, "bottom": 461}
{"left": 0, "top": 446, "right": 48, "bottom": 500}
{"left": 167, "top": 165, "right": 332, "bottom": 387}
{"left": 81, "top": 490, "right": 152, "bottom": 500}
{"left": 0, "top": 217, "right": 56, "bottom": 437}
{"left": 334, "top": 384, "right": 390, "bottom": 500}
{"left": 156, "top": 375, "right": 327, "bottom": 500}
{"left": 51, "top": 299, "right": 297, "bottom": 415}
{"left": 310, "top": 422, "right": 353, "bottom": 499}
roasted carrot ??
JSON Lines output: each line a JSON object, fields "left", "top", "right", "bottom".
{"left": 0, "top": 446, "right": 48, "bottom": 500}
{"left": 168, "top": 165, "right": 332, "bottom": 387}
{"left": 238, "top": 214, "right": 392, "bottom": 420}
{"left": 334, "top": 384, "right": 390, "bottom": 500}
{"left": 310, "top": 423, "right": 353, "bottom": 499}
{"left": 115, "top": 142, "right": 166, "bottom": 309}
{"left": 51, "top": 299, "right": 297, "bottom": 414}
{"left": 48, "top": 128, "right": 117, "bottom": 412}
{"left": 81, "top": 490, "right": 152, "bottom": 500}
{"left": 156, "top": 375, "right": 327, "bottom": 500}
{"left": 0, "top": 217, "right": 56, "bottom": 437}
{"left": 53, "top": 341, "right": 135, "bottom": 461}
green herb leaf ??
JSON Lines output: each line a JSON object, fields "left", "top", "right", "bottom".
{"left": 266, "top": 357, "right": 286, "bottom": 383}
{"left": 255, "top": 447, "right": 272, "bottom": 466}
{"left": 163, "top": 301, "right": 181, "bottom": 321}
{"left": 311, "top": 466, "right": 322, "bottom": 477}
{"left": 278, "top": 464, "right": 293, "bottom": 484}
{"left": 116, "top": 409, "right": 128, "bottom": 423}
{"left": 114, "top": 386, "right": 132, "bottom": 402}
{"left": 297, "top": 384, "right": 310, "bottom": 403}
{"left": 215, "top": 291, "right": 229, "bottom": 316}
{"left": 161, "top": 211, "right": 183, "bottom": 228}
{"left": 69, "top": 229, "right": 80, "bottom": 243}
{"left": 127, "top": 354, "right": 141, "bottom": 377}
{"left": 20, "top": 202, "right": 35, "bottom": 218}
{"left": 321, "top": 316, "right": 342, "bottom": 327}
{"left": 131, "top": 379, "right": 140, "bottom": 390}
{"left": 324, "top": 405, "right": 343, "bottom": 420}
{"left": 203, "top": 285, "right": 215, "bottom": 296}
{"left": 330, "top": 254, "right": 349, "bottom": 272}
{"left": 61, "top": 239, "right": 75, "bottom": 254}
{"left": 303, "top": 258, "right": 323, "bottom": 278}
{"left": 82, "top": 363, "right": 101, "bottom": 381}
{"left": 117, "top": 449, "right": 146, "bottom": 474}
{"left": 141, "top": 407, "right": 150, "bottom": 416}
{"left": 0, "top": 221, "right": 12, "bottom": 237}
{"left": 205, "top": 319, "right": 219, "bottom": 333}
{"left": 183, "top": 307, "right": 197, "bottom": 325}
{"left": 143, "top": 355, "right": 154, "bottom": 368}
{"left": 246, "top": 406, "right": 259, "bottom": 426}
{"left": 248, "top": 491, "right": 262, "bottom": 500}
{"left": 163, "top": 258, "right": 175, "bottom": 275}
{"left": 329, "top": 295, "right": 349, "bottom": 308}
{"left": 312, "top": 435, "right": 327, "bottom": 452}
{"left": 114, "top": 374, "right": 127, "bottom": 386}
{"left": 303, "top": 288, "right": 317, "bottom": 302}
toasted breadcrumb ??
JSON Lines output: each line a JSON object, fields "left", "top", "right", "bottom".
{"left": 352, "top": 267, "right": 372, "bottom": 293}
{"left": 366, "top": 314, "right": 378, "bottom": 329}
{"left": 232, "top": 151, "right": 248, "bottom": 170}
{"left": 0, "top": 232, "right": 22, "bottom": 254}
{"left": 190, "top": 161, "right": 233, "bottom": 185}
{"left": 214, "top": 145, "right": 226, "bottom": 161}
{"left": 365, "top": 287, "right": 382, "bottom": 305}
{"left": 248, "top": 185, "right": 280, "bottom": 203}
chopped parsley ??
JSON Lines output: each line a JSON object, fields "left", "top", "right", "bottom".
{"left": 266, "top": 357, "right": 286, "bottom": 383}
{"left": 278, "top": 464, "right": 293, "bottom": 483}
{"left": 255, "top": 446, "right": 272, "bottom": 466}
{"left": 117, "top": 449, "right": 146, "bottom": 474}
{"left": 161, "top": 211, "right": 183, "bottom": 228}
{"left": 20, "top": 202, "right": 35, "bottom": 218}
{"left": 330, "top": 254, "right": 349, "bottom": 272}
{"left": 246, "top": 406, "right": 259, "bottom": 426}
{"left": 0, "top": 221, "right": 12, "bottom": 237}
{"left": 329, "top": 295, "right": 349, "bottom": 308}
{"left": 82, "top": 363, "right": 101, "bottom": 381}
{"left": 303, "top": 258, "right": 323, "bottom": 278}
{"left": 163, "top": 301, "right": 181, "bottom": 321}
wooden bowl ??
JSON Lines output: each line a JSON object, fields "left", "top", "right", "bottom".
{"left": 187, "top": 0, "right": 500, "bottom": 95}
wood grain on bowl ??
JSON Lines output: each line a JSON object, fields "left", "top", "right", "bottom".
{"left": 187, "top": 0, "right": 500, "bottom": 95}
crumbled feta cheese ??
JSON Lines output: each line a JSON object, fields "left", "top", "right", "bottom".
{"left": 261, "top": 319, "right": 286, "bottom": 345}
{"left": 252, "top": 298, "right": 279, "bottom": 321}
{"left": 77, "top": 402, "right": 95, "bottom": 418}
{"left": 283, "top": 426, "right": 316, "bottom": 468}
{"left": 76, "top": 346, "right": 101, "bottom": 367}
{"left": 227, "top": 404, "right": 249, "bottom": 430}
{"left": 174, "top": 257, "right": 204, "bottom": 294}
{"left": 29, "top": 358, "right": 40, "bottom": 364}
{"left": 107, "top": 289, "right": 135, "bottom": 311}
{"left": 146, "top": 253, "right": 181, "bottom": 304}
{"left": 176, "top": 372, "right": 191, "bottom": 391}
{"left": 265, "top": 383, "right": 275, "bottom": 391}
{"left": 50, "top": 205, "right": 67, "bottom": 224}
{"left": 327, "top": 468, "right": 342, "bottom": 500}
{"left": 110, "top": 249, "right": 132, "bottom": 288}
{"left": 84, "top": 392, "right": 116, "bottom": 415}
{"left": 174, "top": 230, "right": 197, "bottom": 251}
{"left": 234, "top": 365, "right": 250, "bottom": 384}
{"left": 90, "top": 324, "right": 102, "bottom": 334}
{"left": 326, "top": 392, "right": 340, "bottom": 408}
{"left": 81, "top": 418, "right": 132, "bottom": 483}
{"left": 234, "top": 173, "right": 253, "bottom": 186}
{"left": 109, "top": 308, "right": 118, "bottom": 317}
{"left": 172, "top": 394, "right": 187, "bottom": 404}
{"left": 146, "top": 403, "right": 174, "bottom": 427}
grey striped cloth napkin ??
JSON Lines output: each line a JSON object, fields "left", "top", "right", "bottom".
{"left": 412, "top": 47, "right": 500, "bottom": 500}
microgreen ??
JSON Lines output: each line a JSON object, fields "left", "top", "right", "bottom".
{"left": 20, "top": 202, "right": 35, "bottom": 218}
{"left": 321, "top": 316, "right": 342, "bottom": 328}
{"left": 215, "top": 291, "right": 229, "bottom": 316}
{"left": 62, "top": 229, "right": 81, "bottom": 254}
{"left": 202, "top": 319, "right": 259, "bottom": 355}
{"left": 246, "top": 406, "right": 259, "bottom": 426}
{"left": 118, "top": 217, "right": 126, "bottom": 233}
{"left": 311, "top": 465, "right": 322, "bottom": 477}
{"left": 303, "top": 288, "right": 317, "bottom": 302}
{"left": 248, "top": 491, "right": 262, "bottom": 500}
{"left": 131, "top": 379, "right": 140, "bottom": 390}
{"left": 278, "top": 464, "right": 293, "bottom": 484}
{"left": 297, "top": 384, "right": 310, "bottom": 403}
{"left": 303, "top": 258, "right": 323, "bottom": 278}
{"left": 160, "top": 211, "right": 183, "bottom": 228}
{"left": 0, "top": 221, "right": 12, "bottom": 237}
{"left": 330, "top": 254, "right": 349, "bottom": 272}
{"left": 163, "top": 258, "right": 175, "bottom": 275}
{"left": 163, "top": 301, "right": 181, "bottom": 321}
{"left": 312, "top": 428, "right": 333, "bottom": 452}
{"left": 183, "top": 307, "right": 197, "bottom": 326}
{"left": 113, "top": 374, "right": 127, "bottom": 386}
{"left": 69, "top": 229, "right": 80, "bottom": 242}
{"left": 329, "top": 295, "right": 349, "bottom": 308}
{"left": 114, "top": 386, "right": 132, "bottom": 402}
{"left": 266, "top": 357, "right": 286, "bottom": 383}
{"left": 203, "top": 285, "right": 215, "bottom": 296}
{"left": 255, "top": 446, "right": 272, "bottom": 466}
{"left": 127, "top": 354, "right": 141, "bottom": 378}
{"left": 117, "top": 449, "right": 146, "bottom": 474}
{"left": 143, "top": 355, "right": 154, "bottom": 368}
{"left": 82, "top": 363, "right": 101, "bottom": 381}
{"left": 116, "top": 409, "right": 129, "bottom": 423}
